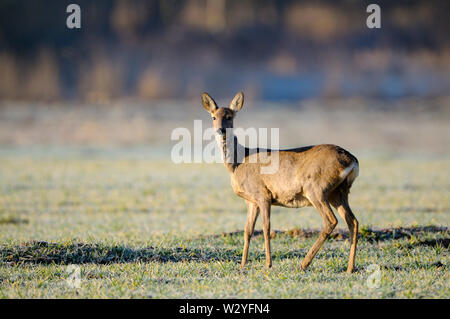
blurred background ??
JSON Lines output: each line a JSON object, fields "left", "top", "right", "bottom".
{"left": 0, "top": 0, "right": 449, "bottom": 152}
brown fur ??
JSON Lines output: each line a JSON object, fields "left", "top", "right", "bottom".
{"left": 202, "top": 92, "right": 360, "bottom": 273}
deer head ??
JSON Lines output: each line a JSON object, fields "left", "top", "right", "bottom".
{"left": 202, "top": 92, "right": 244, "bottom": 141}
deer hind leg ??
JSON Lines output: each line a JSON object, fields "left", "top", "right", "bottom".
{"left": 241, "top": 201, "right": 259, "bottom": 269}
{"left": 258, "top": 200, "right": 272, "bottom": 268}
{"left": 330, "top": 186, "right": 359, "bottom": 273}
{"left": 301, "top": 194, "right": 338, "bottom": 270}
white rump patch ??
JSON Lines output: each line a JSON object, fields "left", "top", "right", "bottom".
{"left": 340, "top": 161, "right": 359, "bottom": 184}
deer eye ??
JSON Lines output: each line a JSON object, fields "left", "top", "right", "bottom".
{"left": 212, "top": 116, "right": 216, "bottom": 120}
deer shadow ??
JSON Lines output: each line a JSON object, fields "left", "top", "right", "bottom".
{"left": 208, "top": 225, "right": 449, "bottom": 243}
{"left": 1, "top": 226, "right": 447, "bottom": 266}
{"left": 0, "top": 240, "right": 309, "bottom": 265}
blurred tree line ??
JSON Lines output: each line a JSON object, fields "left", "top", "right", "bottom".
{"left": 0, "top": 0, "right": 449, "bottom": 103}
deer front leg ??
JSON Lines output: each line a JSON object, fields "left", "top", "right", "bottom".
{"left": 259, "top": 201, "right": 272, "bottom": 268}
{"left": 241, "top": 201, "right": 259, "bottom": 269}
{"left": 301, "top": 197, "right": 337, "bottom": 270}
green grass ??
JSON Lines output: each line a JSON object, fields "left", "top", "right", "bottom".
{"left": 0, "top": 149, "right": 448, "bottom": 298}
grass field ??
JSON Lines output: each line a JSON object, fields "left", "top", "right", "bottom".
{"left": 0, "top": 147, "right": 448, "bottom": 298}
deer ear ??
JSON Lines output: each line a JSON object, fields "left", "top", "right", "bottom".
{"left": 229, "top": 92, "right": 244, "bottom": 112}
{"left": 202, "top": 92, "right": 218, "bottom": 113}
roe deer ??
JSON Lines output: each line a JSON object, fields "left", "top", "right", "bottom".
{"left": 202, "top": 92, "right": 360, "bottom": 273}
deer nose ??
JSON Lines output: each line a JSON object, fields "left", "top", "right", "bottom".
{"left": 216, "top": 128, "right": 226, "bottom": 135}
